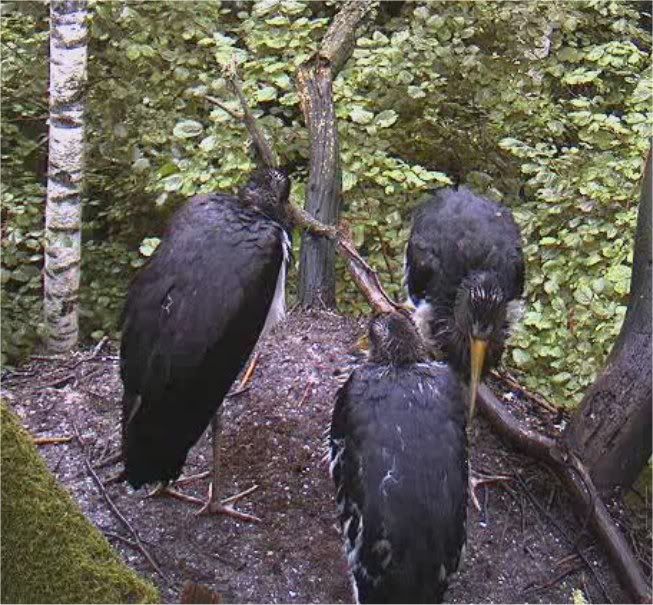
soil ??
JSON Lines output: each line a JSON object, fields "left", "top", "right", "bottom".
{"left": 2, "top": 309, "right": 651, "bottom": 604}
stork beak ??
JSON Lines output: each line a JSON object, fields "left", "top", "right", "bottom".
{"left": 469, "top": 338, "right": 488, "bottom": 421}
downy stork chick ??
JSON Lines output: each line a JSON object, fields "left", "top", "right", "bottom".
{"left": 330, "top": 312, "right": 468, "bottom": 603}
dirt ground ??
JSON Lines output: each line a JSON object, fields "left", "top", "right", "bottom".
{"left": 2, "top": 309, "right": 650, "bottom": 604}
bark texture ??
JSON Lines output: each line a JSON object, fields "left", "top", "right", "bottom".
{"left": 44, "top": 0, "right": 88, "bottom": 352}
{"left": 297, "top": 0, "right": 373, "bottom": 308}
{"left": 564, "top": 149, "right": 652, "bottom": 491}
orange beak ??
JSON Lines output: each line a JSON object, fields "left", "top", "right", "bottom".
{"left": 469, "top": 338, "right": 488, "bottom": 421}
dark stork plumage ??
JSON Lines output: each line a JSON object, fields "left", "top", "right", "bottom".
{"left": 120, "top": 167, "right": 292, "bottom": 520}
{"left": 330, "top": 312, "right": 468, "bottom": 604}
{"left": 405, "top": 186, "right": 525, "bottom": 418}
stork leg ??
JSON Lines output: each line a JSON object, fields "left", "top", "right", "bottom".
{"left": 195, "top": 412, "right": 261, "bottom": 522}
{"left": 469, "top": 468, "right": 511, "bottom": 512}
{"left": 231, "top": 352, "right": 259, "bottom": 394}
{"left": 467, "top": 424, "right": 511, "bottom": 512}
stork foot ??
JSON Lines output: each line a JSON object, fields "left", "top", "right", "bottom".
{"left": 469, "top": 469, "right": 511, "bottom": 512}
{"left": 195, "top": 482, "right": 261, "bottom": 523}
{"left": 146, "top": 484, "right": 204, "bottom": 506}
{"left": 232, "top": 352, "right": 259, "bottom": 394}
{"left": 174, "top": 470, "right": 210, "bottom": 486}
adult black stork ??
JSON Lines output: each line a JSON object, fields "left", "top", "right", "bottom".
{"left": 120, "top": 167, "right": 292, "bottom": 521}
{"left": 405, "top": 186, "right": 525, "bottom": 419}
{"left": 330, "top": 312, "right": 468, "bottom": 604}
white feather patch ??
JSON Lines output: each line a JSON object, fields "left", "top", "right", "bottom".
{"left": 412, "top": 299, "right": 435, "bottom": 347}
{"left": 261, "top": 230, "right": 290, "bottom": 338}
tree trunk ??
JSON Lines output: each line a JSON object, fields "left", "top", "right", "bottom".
{"left": 297, "top": 0, "right": 372, "bottom": 308}
{"left": 563, "top": 148, "right": 652, "bottom": 491}
{"left": 44, "top": 0, "right": 88, "bottom": 352}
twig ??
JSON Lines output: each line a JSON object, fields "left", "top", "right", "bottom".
{"left": 91, "top": 336, "right": 110, "bottom": 357}
{"left": 224, "top": 59, "right": 278, "bottom": 168}
{"left": 70, "top": 419, "right": 170, "bottom": 584}
{"left": 53, "top": 449, "right": 67, "bottom": 474}
{"left": 205, "top": 95, "right": 244, "bottom": 121}
{"left": 38, "top": 373, "right": 76, "bottom": 389}
{"left": 31, "top": 354, "right": 67, "bottom": 361}
{"left": 298, "top": 380, "right": 315, "bottom": 407}
{"left": 103, "top": 530, "right": 139, "bottom": 549}
{"left": 491, "top": 370, "right": 559, "bottom": 414}
{"left": 521, "top": 562, "right": 583, "bottom": 595}
{"left": 34, "top": 435, "right": 72, "bottom": 445}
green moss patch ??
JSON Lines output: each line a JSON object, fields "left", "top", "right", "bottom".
{"left": 1, "top": 404, "right": 159, "bottom": 604}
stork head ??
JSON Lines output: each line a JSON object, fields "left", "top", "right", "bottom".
{"left": 368, "top": 311, "right": 427, "bottom": 366}
{"left": 453, "top": 270, "right": 509, "bottom": 419}
{"left": 239, "top": 167, "right": 291, "bottom": 222}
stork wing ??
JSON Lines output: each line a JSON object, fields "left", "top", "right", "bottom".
{"left": 120, "top": 195, "right": 286, "bottom": 406}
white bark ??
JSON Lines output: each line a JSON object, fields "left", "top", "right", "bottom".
{"left": 44, "top": 0, "right": 88, "bottom": 352}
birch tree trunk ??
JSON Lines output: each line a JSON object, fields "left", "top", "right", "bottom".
{"left": 44, "top": 0, "right": 88, "bottom": 352}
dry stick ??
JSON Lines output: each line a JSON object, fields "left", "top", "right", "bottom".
{"left": 70, "top": 418, "right": 170, "bottom": 584}
{"left": 205, "top": 95, "right": 243, "bottom": 121}
{"left": 33, "top": 435, "right": 72, "bottom": 445}
{"left": 225, "top": 58, "right": 278, "bottom": 168}
{"left": 479, "top": 385, "right": 650, "bottom": 604}
{"left": 223, "top": 8, "right": 649, "bottom": 603}
{"left": 492, "top": 369, "right": 559, "bottom": 414}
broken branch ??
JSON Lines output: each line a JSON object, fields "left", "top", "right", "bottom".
{"left": 33, "top": 435, "right": 72, "bottom": 445}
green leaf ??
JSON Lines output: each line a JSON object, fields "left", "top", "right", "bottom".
{"left": 256, "top": 86, "right": 277, "bottom": 102}
{"left": 139, "top": 237, "right": 161, "bottom": 257}
{"left": 199, "top": 135, "right": 217, "bottom": 152}
{"left": 173, "top": 120, "right": 204, "bottom": 138}
{"left": 375, "top": 109, "right": 398, "bottom": 128}
{"left": 512, "top": 348, "right": 531, "bottom": 366}
{"left": 350, "top": 107, "right": 374, "bottom": 124}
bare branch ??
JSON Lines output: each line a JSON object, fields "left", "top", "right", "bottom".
{"left": 205, "top": 95, "right": 243, "bottom": 121}
{"left": 224, "top": 59, "right": 278, "bottom": 168}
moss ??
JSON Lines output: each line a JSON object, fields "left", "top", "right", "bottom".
{"left": 1, "top": 404, "right": 160, "bottom": 604}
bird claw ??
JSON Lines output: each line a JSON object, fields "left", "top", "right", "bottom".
{"left": 195, "top": 482, "right": 261, "bottom": 523}
{"left": 469, "top": 471, "right": 512, "bottom": 512}
{"left": 145, "top": 484, "right": 204, "bottom": 505}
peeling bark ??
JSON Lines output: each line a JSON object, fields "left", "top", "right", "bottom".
{"left": 44, "top": 0, "right": 88, "bottom": 352}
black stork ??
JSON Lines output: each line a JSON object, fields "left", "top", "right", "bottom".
{"left": 405, "top": 186, "right": 525, "bottom": 418}
{"left": 120, "top": 167, "right": 292, "bottom": 521}
{"left": 330, "top": 312, "right": 468, "bottom": 604}
{"left": 405, "top": 185, "right": 525, "bottom": 507}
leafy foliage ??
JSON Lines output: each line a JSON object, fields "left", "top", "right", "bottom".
{"left": 1, "top": 1, "right": 651, "bottom": 404}
{"left": 1, "top": 4, "right": 49, "bottom": 364}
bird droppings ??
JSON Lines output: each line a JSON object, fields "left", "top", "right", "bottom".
{"left": 3, "top": 309, "right": 651, "bottom": 604}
